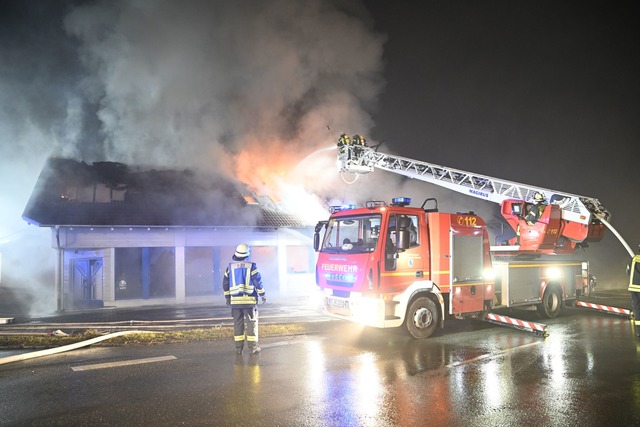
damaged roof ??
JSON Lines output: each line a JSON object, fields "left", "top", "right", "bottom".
{"left": 23, "top": 158, "right": 311, "bottom": 228}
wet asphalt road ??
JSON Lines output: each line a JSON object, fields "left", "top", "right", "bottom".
{"left": 0, "top": 297, "right": 324, "bottom": 335}
{"left": 1, "top": 290, "right": 639, "bottom": 426}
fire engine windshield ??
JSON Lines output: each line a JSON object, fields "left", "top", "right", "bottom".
{"left": 321, "top": 214, "right": 382, "bottom": 254}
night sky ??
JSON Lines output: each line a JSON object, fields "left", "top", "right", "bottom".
{"left": 362, "top": 1, "right": 640, "bottom": 285}
{"left": 366, "top": 2, "right": 639, "bottom": 193}
{"left": 0, "top": 1, "right": 638, "bottom": 296}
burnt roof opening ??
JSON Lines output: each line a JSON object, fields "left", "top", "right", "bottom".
{"left": 23, "top": 157, "right": 310, "bottom": 228}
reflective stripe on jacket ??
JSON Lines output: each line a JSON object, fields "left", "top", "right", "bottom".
{"left": 629, "top": 255, "right": 640, "bottom": 293}
{"left": 223, "top": 261, "right": 264, "bottom": 306}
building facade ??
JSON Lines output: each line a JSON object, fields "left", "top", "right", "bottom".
{"left": 25, "top": 158, "right": 318, "bottom": 311}
{"left": 53, "top": 226, "right": 314, "bottom": 310}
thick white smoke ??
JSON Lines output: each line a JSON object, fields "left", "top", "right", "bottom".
{"left": 0, "top": 0, "right": 389, "bottom": 314}
{"left": 63, "top": 0, "right": 385, "bottom": 172}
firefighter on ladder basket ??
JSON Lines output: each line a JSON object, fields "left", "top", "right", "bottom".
{"left": 351, "top": 134, "right": 367, "bottom": 157}
{"left": 525, "top": 192, "right": 547, "bottom": 225}
{"left": 337, "top": 133, "right": 351, "bottom": 155}
{"left": 351, "top": 134, "right": 367, "bottom": 147}
{"left": 223, "top": 243, "right": 267, "bottom": 355}
{"left": 627, "top": 246, "right": 640, "bottom": 338}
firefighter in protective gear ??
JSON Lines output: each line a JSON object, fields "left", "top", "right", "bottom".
{"left": 351, "top": 134, "right": 366, "bottom": 147}
{"left": 627, "top": 247, "right": 640, "bottom": 337}
{"left": 350, "top": 134, "right": 366, "bottom": 159}
{"left": 525, "top": 192, "right": 546, "bottom": 225}
{"left": 223, "top": 243, "right": 266, "bottom": 355}
{"left": 337, "top": 133, "right": 350, "bottom": 153}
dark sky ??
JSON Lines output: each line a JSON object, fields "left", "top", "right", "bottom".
{"left": 366, "top": 1, "right": 639, "bottom": 190}
{"left": 0, "top": 0, "right": 638, "bottom": 289}
{"left": 361, "top": 1, "right": 640, "bottom": 284}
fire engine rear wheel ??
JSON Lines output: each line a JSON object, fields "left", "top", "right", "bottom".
{"left": 405, "top": 297, "right": 438, "bottom": 339}
{"left": 537, "top": 286, "right": 562, "bottom": 319}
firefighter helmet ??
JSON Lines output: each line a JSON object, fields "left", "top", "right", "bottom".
{"left": 338, "top": 133, "right": 350, "bottom": 145}
{"left": 533, "top": 192, "right": 545, "bottom": 203}
{"left": 352, "top": 134, "right": 366, "bottom": 145}
{"left": 234, "top": 243, "right": 251, "bottom": 259}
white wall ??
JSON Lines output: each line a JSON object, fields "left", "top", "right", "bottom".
{"left": 55, "top": 226, "right": 315, "bottom": 309}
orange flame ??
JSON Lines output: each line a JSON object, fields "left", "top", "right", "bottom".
{"left": 233, "top": 137, "right": 334, "bottom": 222}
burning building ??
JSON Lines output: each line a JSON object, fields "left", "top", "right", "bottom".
{"left": 22, "top": 157, "right": 317, "bottom": 311}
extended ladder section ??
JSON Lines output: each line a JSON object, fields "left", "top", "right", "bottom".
{"left": 338, "top": 146, "right": 610, "bottom": 227}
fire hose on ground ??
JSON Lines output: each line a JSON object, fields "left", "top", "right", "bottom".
{"left": 0, "top": 330, "right": 157, "bottom": 366}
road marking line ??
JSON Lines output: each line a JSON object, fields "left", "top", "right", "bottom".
{"left": 71, "top": 355, "right": 177, "bottom": 371}
{"left": 445, "top": 341, "right": 543, "bottom": 368}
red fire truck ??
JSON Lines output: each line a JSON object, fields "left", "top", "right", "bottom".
{"left": 313, "top": 139, "right": 628, "bottom": 338}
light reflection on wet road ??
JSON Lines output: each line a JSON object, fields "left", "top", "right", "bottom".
{"left": 268, "top": 308, "right": 640, "bottom": 426}
{"left": 2, "top": 305, "right": 640, "bottom": 426}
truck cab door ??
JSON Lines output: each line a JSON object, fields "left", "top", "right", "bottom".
{"left": 382, "top": 214, "right": 424, "bottom": 292}
{"left": 450, "top": 234, "right": 486, "bottom": 315}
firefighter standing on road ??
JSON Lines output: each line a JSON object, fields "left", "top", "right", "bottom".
{"left": 223, "top": 243, "right": 266, "bottom": 355}
{"left": 627, "top": 246, "right": 640, "bottom": 338}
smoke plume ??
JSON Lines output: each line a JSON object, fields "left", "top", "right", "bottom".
{"left": 62, "top": 1, "right": 384, "bottom": 174}
{"left": 0, "top": 0, "right": 388, "bottom": 314}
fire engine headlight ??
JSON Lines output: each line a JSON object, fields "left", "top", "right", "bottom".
{"left": 483, "top": 268, "right": 495, "bottom": 280}
{"left": 352, "top": 298, "right": 382, "bottom": 325}
{"left": 546, "top": 267, "right": 562, "bottom": 280}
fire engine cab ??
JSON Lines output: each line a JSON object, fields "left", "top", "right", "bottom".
{"left": 314, "top": 197, "right": 590, "bottom": 338}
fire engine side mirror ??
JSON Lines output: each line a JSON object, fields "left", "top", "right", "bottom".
{"left": 396, "top": 216, "right": 412, "bottom": 250}
{"left": 397, "top": 230, "right": 410, "bottom": 250}
{"left": 313, "top": 221, "right": 327, "bottom": 252}
{"left": 421, "top": 197, "right": 438, "bottom": 212}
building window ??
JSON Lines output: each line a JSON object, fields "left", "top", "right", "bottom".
{"left": 115, "top": 247, "right": 175, "bottom": 299}
{"left": 286, "top": 245, "right": 311, "bottom": 273}
{"left": 248, "top": 246, "right": 278, "bottom": 282}
{"left": 186, "top": 247, "right": 215, "bottom": 296}
{"left": 115, "top": 248, "right": 142, "bottom": 299}
{"left": 149, "top": 247, "right": 175, "bottom": 298}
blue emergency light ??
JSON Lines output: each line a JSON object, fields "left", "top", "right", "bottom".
{"left": 391, "top": 197, "right": 412, "bottom": 207}
{"left": 329, "top": 203, "right": 357, "bottom": 213}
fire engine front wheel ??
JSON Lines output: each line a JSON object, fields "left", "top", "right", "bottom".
{"left": 537, "top": 286, "right": 562, "bottom": 319}
{"left": 405, "top": 297, "right": 438, "bottom": 339}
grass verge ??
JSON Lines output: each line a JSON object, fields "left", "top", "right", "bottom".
{"left": 0, "top": 323, "right": 310, "bottom": 349}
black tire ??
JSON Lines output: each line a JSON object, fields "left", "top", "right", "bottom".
{"left": 405, "top": 296, "right": 438, "bottom": 339}
{"left": 537, "top": 286, "right": 562, "bottom": 318}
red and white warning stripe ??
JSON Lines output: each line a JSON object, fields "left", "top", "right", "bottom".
{"left": 576, "top": 301, "right": 631, "bottom": 317}
{"left": 485, "top": 312, "right": 548, "bottom": 336}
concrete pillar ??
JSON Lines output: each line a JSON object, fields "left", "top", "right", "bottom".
{"left": 175, "top": 246, "right": 186, "bottom": 304}
{"left": 55, "top": 248, "right": 64, "bottom": 312}
{"left": 277, "top": 232, "right": 287, "bottom": 294}
{"left": 105, "top": 248, "right": 116, "bottom": 304}
{"left": 213, "top": 247, "right": 222, "bottom": 295}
